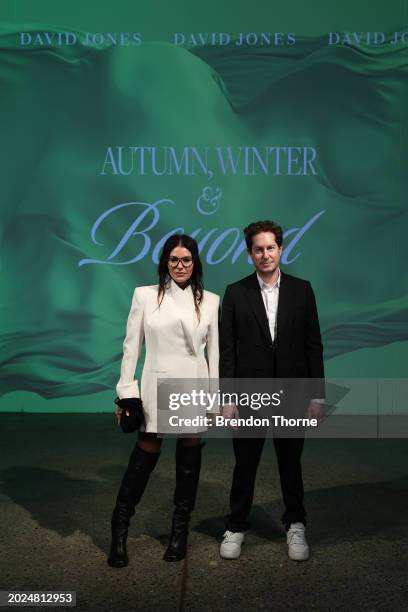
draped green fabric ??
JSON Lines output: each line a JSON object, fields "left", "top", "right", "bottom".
{"left": 1, "top": 27, "right": 407, "bottom": 399}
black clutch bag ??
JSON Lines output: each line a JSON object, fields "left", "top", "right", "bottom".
{"left": 114, "top": 397, "right": 145, "bottom": 433}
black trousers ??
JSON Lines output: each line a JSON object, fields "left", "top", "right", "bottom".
{"left": 225, "top": 435, "right": 306, "bottom": 532}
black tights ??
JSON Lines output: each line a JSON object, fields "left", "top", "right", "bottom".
{"left": 137, "top": 432, "right": 201, "bottom": 453}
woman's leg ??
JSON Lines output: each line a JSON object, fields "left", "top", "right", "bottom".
{"left": 138, "top": 431, "right": 163, "bottom": 453}
{"left": 108, "top": 433, "right": 162, "bottom": 567}
{"left": 177, "top": 437, "right": 202, "bottom": 447}
{"left": 163, "top": 436, "right": 204, "bottom": 562}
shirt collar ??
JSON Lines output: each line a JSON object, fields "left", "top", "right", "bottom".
{"left": 256, "top": 268, "right": 281, "bottom": 291}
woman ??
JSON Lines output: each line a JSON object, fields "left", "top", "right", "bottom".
{"left": 108, "top": 234, "right": 219, "bottom": 567}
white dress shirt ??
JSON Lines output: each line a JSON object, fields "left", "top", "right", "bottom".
{"left": 257, "top": 269, "right": 323, "bottom": 404}
{"left": 257, "top": 269, "right": 281, "bottom": 343}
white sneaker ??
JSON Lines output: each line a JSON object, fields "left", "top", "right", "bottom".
{"left": 220, "top": 530, "right": 245, "bottom": 559}
{"left": 287, "top": 522, "right": 309, "bottom": 561}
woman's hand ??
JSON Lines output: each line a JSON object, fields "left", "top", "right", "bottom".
{"left": 114, "top": 397, "right": 139, "bottom": 425}
{"left": 115, "top": 406, "right": 125, "bottom": 425}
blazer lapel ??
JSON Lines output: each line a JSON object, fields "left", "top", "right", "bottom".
{"left": 276, "top": 271, "right": 290, "bottom": 343}
{"left": 170, "top": 280, "right": 198, "bottom": 355}
{"left": 244, "top": 273, "right": 273, "bottom": 345}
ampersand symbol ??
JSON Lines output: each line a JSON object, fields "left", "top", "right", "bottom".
{"left": 196, "top": 186, "right": 222, "bottom": 215}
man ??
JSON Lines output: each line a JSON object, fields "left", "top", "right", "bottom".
{"left": 219, "top": 220, "right": 325, "bottom": 561}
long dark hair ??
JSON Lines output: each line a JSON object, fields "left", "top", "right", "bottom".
{"left": 157, "top": 234, "right": 204, "bottom": 320}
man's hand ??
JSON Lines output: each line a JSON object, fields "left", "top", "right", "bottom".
{"left": 306, "top": 400, "right": 326, "bottom": 425}
{"left": 221, "top": 403, "right": 240, "bottom": 430}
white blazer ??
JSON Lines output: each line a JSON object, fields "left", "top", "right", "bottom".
{"left": 116, "top": 280, "right": 220, "bottom": 433}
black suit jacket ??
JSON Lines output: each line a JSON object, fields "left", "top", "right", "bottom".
{"left": 220, "top": 271, "right": 325, "bottom": 400}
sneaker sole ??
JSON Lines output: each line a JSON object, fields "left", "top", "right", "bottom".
{"left": 288, "top": 550, "right": 310, "bottom": 561}
{"left": 220, "top": 552, "right": 241, "bottom": 559}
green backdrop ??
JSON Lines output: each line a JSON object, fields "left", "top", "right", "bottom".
{"left": 1, "top": 0, "right": 407, "bottom": 412}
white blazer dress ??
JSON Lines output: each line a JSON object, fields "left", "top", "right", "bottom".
{"left": 116, "top": 280, "right": 220, "bottom": 433}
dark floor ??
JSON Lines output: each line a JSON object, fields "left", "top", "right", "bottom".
{"left": 0, "top": 414, "right": 407, "bottom": 611}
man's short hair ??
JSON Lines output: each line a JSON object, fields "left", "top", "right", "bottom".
{"left": 243, "top": 220, "right": 283, "bottom": 250}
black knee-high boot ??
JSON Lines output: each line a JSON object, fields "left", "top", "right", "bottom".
{"left": 108, "top": 444, "right": 160, "bottom": 567}
{"left": 163, "top": 442, "right": 204, "bottom": 562}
